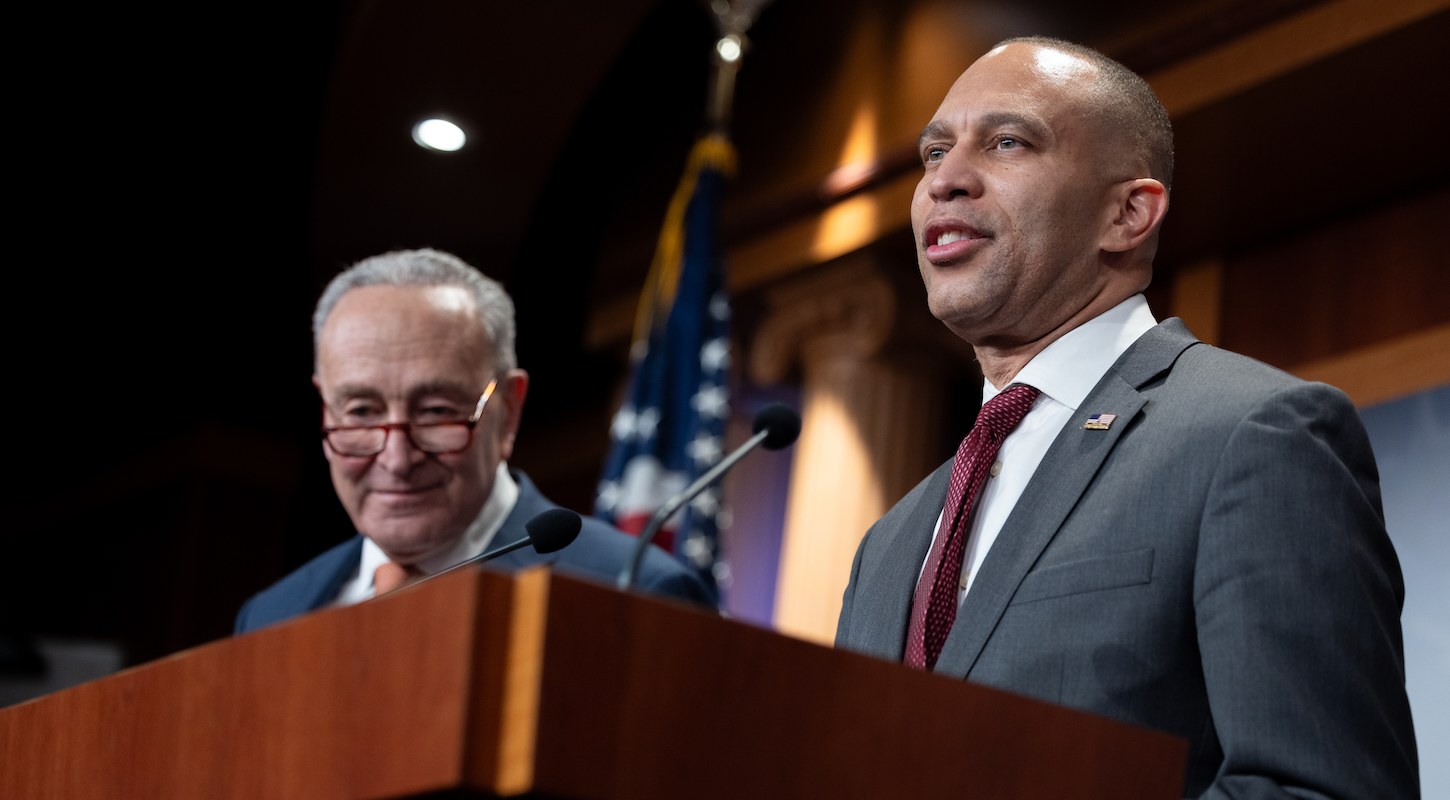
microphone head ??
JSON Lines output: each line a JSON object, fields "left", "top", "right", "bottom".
{"left": 525, "top": 508, "right": 582, "bottom": 554}
{"left": 752, "top": 403, "right": 802, "bottom": 451}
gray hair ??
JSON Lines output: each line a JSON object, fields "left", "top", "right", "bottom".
{"left": 313, "top": 248, "right": 517, "bottom": 372}
{"left": 997, "top": 36, "right": 1174, "bottom": 192}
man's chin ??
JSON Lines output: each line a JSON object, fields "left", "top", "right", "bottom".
{"left": 928, "top": 292, "right": 988, "bottom": 331}
{"left": 367, "top": 531, "right": 456, "bottom": 563}
{"left": 359, "top": 512, "right": 460, "bottom": 563}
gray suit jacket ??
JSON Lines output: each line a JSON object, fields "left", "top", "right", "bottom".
{"left": 836, "top": 319, "right": 1418, "bottom": 799}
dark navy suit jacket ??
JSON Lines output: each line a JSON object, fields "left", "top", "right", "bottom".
{"left": 235, "top": 470, "right": 713, "bottom": 633}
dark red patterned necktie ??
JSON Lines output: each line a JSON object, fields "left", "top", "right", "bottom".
{"left": 904, "top": 383, "right": 1040, "bottom": 671}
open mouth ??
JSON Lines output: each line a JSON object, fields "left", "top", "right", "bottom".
{"left": 923, "top": 224, "right": 989, "bottom": 263}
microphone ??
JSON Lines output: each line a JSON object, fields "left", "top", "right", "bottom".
{"left": 428, "top": 508, "right": 583, "bottom": 581}
{"left": 617, "top": 403, "right": 802, "bottom": 592}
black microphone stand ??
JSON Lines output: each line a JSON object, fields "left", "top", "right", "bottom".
{"left": 616, "top": 427, "right": 771, "bottom": 593}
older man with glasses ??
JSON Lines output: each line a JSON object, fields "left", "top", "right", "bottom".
{"left": 235, "top": 249, "right": 711, "bottom": 633}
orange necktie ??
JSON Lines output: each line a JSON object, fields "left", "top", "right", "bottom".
{"left": 373, "top": 561, "right": 422, "bottom": 597}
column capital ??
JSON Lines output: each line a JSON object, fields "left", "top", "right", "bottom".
{"left": 749, "top": 256, "right": 896, "bottom": 385}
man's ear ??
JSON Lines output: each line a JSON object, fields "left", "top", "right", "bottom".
{"left": 1101, "top": 178, "right": 1168, "bottom": 254}
{"left": 496, "top": 368, "right": 530, "bottom": 463}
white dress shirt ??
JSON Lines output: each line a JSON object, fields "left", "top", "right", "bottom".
{"left": 332, "top": 462, "right": 521, "bottom": 606}
{"left": 920, "top": 294, "right": 1159, "bottom": 605}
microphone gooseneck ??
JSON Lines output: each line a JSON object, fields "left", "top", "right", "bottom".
{"left": 617, "top": 403, "right": 802, "bottom": 593}
{"left": 428, "top": 508, "right": 583, "bottom": 582}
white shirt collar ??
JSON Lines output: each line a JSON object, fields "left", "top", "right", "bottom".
{"left": 983, "top": 294, "right": 1158, "bottom": 412}
{"left": 358, "top": 461, "right": 520, "bottom": 587}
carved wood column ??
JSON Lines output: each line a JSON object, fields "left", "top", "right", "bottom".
{"left": 750, "top": 256, "right": 946, "bottom": 644}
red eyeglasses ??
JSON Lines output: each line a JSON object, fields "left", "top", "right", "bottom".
{"left": 321, "top": 379, "right": 497, "bottom": 457}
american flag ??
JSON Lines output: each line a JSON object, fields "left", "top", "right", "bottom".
{"left": 596, "top": 136, "right": 735, "bottom": 596}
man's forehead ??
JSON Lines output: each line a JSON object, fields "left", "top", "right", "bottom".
{"left": 317, "top": 343, "right": 493, "bottom": 397}
{"left": 332, "top": 284, "right": 477, "bottom": 319}
{"left": 938, "top": 42, "right": 1096, "bottom": 116}
{"left": 993, "top": 42, "right": 1095, "bottom": 81}
{"left": 318, "top": 285, "right": 492, "bottom": 380}
{"left": 329, "top": 377, "right": 480, "bottom": 400}
{"left": 323, "top": 285, "right": 484, "bottom": 344}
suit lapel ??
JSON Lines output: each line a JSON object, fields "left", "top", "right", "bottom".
{"left": 859, "top": 461, "right": 953, "bottom": 659}
{"left": 933, "top": 319, "right": 1199, "bottom": 679}
{"left": 485, "top": 470, "right": 564, "bottom": 571}
{"left": 307, "top": 537, "right": 364, "bottom": 612}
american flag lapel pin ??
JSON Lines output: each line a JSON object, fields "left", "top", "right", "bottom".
{"left": 1083, "top": 413, "right": 1118, "bottom": 430}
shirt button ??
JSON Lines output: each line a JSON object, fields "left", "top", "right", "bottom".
{"left": 990, "top": 460, "right": 1003, "bottom": 477}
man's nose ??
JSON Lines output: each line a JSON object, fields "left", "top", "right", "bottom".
{"left": 928, "top": 148, "right": 983, "bottom": 202}
{"left": 374, "top": 424, "right": 427, "bottom": 475}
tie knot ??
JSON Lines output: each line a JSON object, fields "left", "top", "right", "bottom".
{"left": 976, "top": 383, "right": 1040, "bottom": 435}
{"left": 373, "top": 561, "right": 423, "bottom": 597}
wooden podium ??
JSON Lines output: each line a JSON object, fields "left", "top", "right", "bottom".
{"left": 1, "top": 567, "right": 1186, "bottom": 799}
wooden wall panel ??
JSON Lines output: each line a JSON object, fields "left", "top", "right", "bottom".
{"left": 1146, "top": 0, "right": 1450, "bottom": 117}
{"left": 1292, "top": 323, "right": 1450, "bottom": 407}
{"left": 1159, "top": 10, "right": 1450, "bottom": 268}
{"left": 1220, "top": 184, "right": 1450, "bottom": 369}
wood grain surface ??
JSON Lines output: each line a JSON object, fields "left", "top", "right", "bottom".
{"left": 0, "top": 567, "right": 493, "bottom": 800}
{"left": 532, "top": 575, "right": 1187, "bottom": 800}
{"left": 1, "top": 567, "right": 1186, "bottom": 799}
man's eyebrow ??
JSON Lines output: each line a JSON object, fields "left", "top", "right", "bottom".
{"left": 328, "top": 381, "right": 477, "bottom": 403}
{"left": 917, "top": 120, "right": 954, "bottom": 148}
{"left": 331, "top": 383, "right": 381, "bottom": 400}
{"left": 917, "top": 112, "right": 1051, "bottom": 149}
{"left": 975, "top": 111, "right": 1050, "bottom": 142}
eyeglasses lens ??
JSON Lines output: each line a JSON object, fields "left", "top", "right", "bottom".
{"left": 328, "top": 428, "right": 385, "bottom": 457}
{"left": 410, "top": 424, "right": 471, "bottom": 453}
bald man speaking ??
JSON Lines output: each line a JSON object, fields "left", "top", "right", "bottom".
{"left": 834, "top": 38, "right": 1417, "bottom": 798}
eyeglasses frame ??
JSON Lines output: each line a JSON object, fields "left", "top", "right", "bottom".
{"left": 320, "top": 378, "right": 499, "bottom": 457}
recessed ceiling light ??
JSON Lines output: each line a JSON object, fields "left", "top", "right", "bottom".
{"left": 412, "top": 119, "right": 466, "bottom": 152}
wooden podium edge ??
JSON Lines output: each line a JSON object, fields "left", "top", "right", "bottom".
{"left": 526, "top": 571, "right": 1189, "bottom": 800}
{"left": 2, "top": 566, "right": 1188, "bottom": 799}
{"left": 463, "top": 565, "right": 551, "bottom": 796}
{"left": 1, "top": 566, "right": 491, "bottom": 800}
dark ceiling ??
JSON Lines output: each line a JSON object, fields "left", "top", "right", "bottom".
{"left": 307, "top": 0, "right": 662, "bottom": 284}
